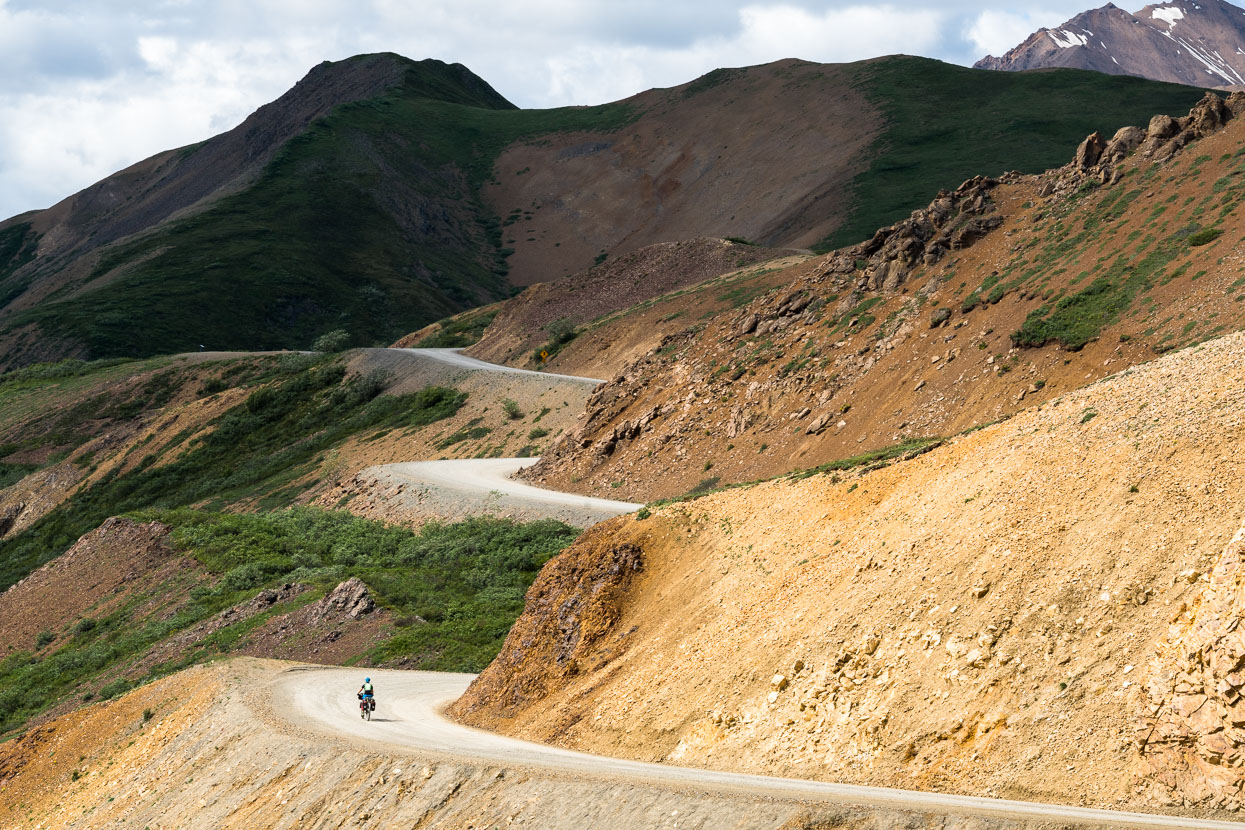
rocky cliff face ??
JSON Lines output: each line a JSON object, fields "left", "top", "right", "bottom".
{"left": 977, "top": 0, "right": 1245, "bottom": 88}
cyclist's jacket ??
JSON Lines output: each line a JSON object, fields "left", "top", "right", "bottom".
{"left": 361, "top": 682, "right": 374, "bottom": 697}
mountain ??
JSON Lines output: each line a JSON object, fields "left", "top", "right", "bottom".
{"left": 976, "top": 0, "right": 1245, "bottom": 87}
{"left": 0, "top": 54, "right": 1211, "bottom": 369}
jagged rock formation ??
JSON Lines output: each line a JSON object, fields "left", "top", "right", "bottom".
{"left": 813, "top": 175, "right": 1003, "bottom": 293}
{"left": 1138, "top": 520, "right": 1245, "bottom": 809}
{"left": 977, "top": 0, "right": 1245, "bottom": 88}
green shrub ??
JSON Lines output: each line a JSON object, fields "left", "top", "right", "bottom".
{"left": 502, "top": 399, "right": 523, "bottom": 419}
{"left": 312, "top": 329, "right": 351, "bottom": 352}
{"left": 1187, "top": 228, "right": 1223, "bottom": 247}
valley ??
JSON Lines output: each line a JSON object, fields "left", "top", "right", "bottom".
{"left": 5, "top": 35, "right": 1245, "bottom": 830}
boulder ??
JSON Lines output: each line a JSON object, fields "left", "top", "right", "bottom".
{"left": 1074, "top": 131, "right": 1107, "bottom": 169}
{"left": 322, "top": 577, "right": 375, "bottom": 619}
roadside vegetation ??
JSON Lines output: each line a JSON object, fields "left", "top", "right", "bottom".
{"left": 0, "top": 508, "right": 577, "bottom": 736}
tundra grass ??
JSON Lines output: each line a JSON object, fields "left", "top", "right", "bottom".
{"left": 820, "top": 58, "right": 1211, "bottom": 251}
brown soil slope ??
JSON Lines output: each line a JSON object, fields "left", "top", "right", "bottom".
{"left": 524, "top": 92, "right": 1245, "bottom": 502}
{"left": 463, "top": 238, "right": 799, "bottom": 371}
{"left": 488, "top": 59, "right": 877, "bottom": 286}
{"left": 0, "top": 518, "right": 197, "bottom": 657}
{"left": 453, "top": 329, "right": 1245, "bottom": 816}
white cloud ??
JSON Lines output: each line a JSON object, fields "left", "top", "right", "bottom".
{"left": 967, "top": 9, "right": 1070, "bottom": 58}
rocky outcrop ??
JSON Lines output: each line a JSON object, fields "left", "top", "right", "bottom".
{"left": 1137, "top": 519, "right": 1245, "bottom": 810}
{"left": 1043, "top": 91, "right": 1245, "bottom": 197}
{"left": 813, "top": 175, "right": 1002, "bottom": 293}
{"left": 315, "top": 577, "right": 376, "bottom": 620}
{"left": 449, "top": 520, "right": 643, "bottom": 724}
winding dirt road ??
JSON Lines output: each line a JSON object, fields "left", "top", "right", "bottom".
{"left": 393, "top": 347, "right": 605, "bottom": 385}
{"left": 277, "top": 666, "right": 1245, "bottom": 830}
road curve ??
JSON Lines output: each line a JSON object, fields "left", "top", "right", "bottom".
{"left": 276, "top": 666, "right": 1245, "bottom": 830}
{"left": 392, "top": 347, "right": 605, "bottom": 385}
{"left": 381, "top": 457, "right": 640, "bottom": 526}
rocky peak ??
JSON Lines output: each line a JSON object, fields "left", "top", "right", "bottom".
{"left": 976, "top": 0, "right": 1245, "bottom": 88}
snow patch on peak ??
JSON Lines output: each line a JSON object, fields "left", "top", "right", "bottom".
{"left": 1048, "top": 29, "right": 1090, "bottom": 48}
{"left": 1151, "top": 6, "right": 1185, "bottom": 28}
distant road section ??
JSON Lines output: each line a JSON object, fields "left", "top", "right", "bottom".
{"left": 379, "top": 458, "right": 639, "bottom": 527}
{"left": 393, "top": 348, "right": 605, "bottom": 386}
{"left": 278, "top": 666, "right": 1245, "bottom": 830}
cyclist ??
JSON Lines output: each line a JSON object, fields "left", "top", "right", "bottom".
{"left": 358, "top": 677, "right": 375, "bottom": 712}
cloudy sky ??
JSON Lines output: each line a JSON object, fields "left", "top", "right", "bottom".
{"left": 0, "top": 0, "right": 1099, "bottom": 219}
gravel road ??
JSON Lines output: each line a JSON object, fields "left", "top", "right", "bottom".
{"left": 379, "top": 458, "right": 640, "bottom": 526}
{"left": 393, "top": 347, "right": 605, "bottom": 385}
{"left": 275, "top": 666, "right": 1245, "bottom": 830}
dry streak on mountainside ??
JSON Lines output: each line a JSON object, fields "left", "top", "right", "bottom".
{"left": 454, "top": 330, "right": 1245, "bottom": 815}
{"left": 522, "top": 92, "right": 1245, "bottom": 502}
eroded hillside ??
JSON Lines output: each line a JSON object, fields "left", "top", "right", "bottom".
{"left": 453, "top": 329, "right": 1245, "bottom": 816}
{"left": 523, "top": 92, "right": 1245, "bottom": 502}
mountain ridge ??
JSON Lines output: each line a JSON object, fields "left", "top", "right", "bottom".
{"left": 0, "top": 53, "right": 1213, "bottom": 369}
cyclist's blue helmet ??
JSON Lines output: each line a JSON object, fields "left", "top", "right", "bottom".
{"left": 365, "top": 677, "right": 371, "bottom": 682}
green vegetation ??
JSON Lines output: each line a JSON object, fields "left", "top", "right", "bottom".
{"left": 0, "top": 509, "right": 577, "bottom": 734}
{"left": 1187, "top": 228, "right": 1224, "bottom": 247}
{"left": 8, "top": 55, "right": 637, "bottom": 360}
{"left": 0, "top": 357, "right": 466, "bottom": 591}
{"left": 785, "top": 437, "right": 943, "bottom": 481}
{"left": 821, "top": 58, "right": 1210, "bottom": 251}
{"left": 0, "top": 357, "right": 133, "bottom": 390}
{"left": 311, "top": 329, "right": 350, "bottom": 353}
{"left": 412, "top": 307, "right": 499, "bottom": 348}
{"left": 167, "top": 509, "right": 577, "bottom": 669}
{"left": 1011, "top": 223, "right": 1211, "bottom": 350}
{"left": 0, "top": 222, "right": 38, "bottom": 307}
